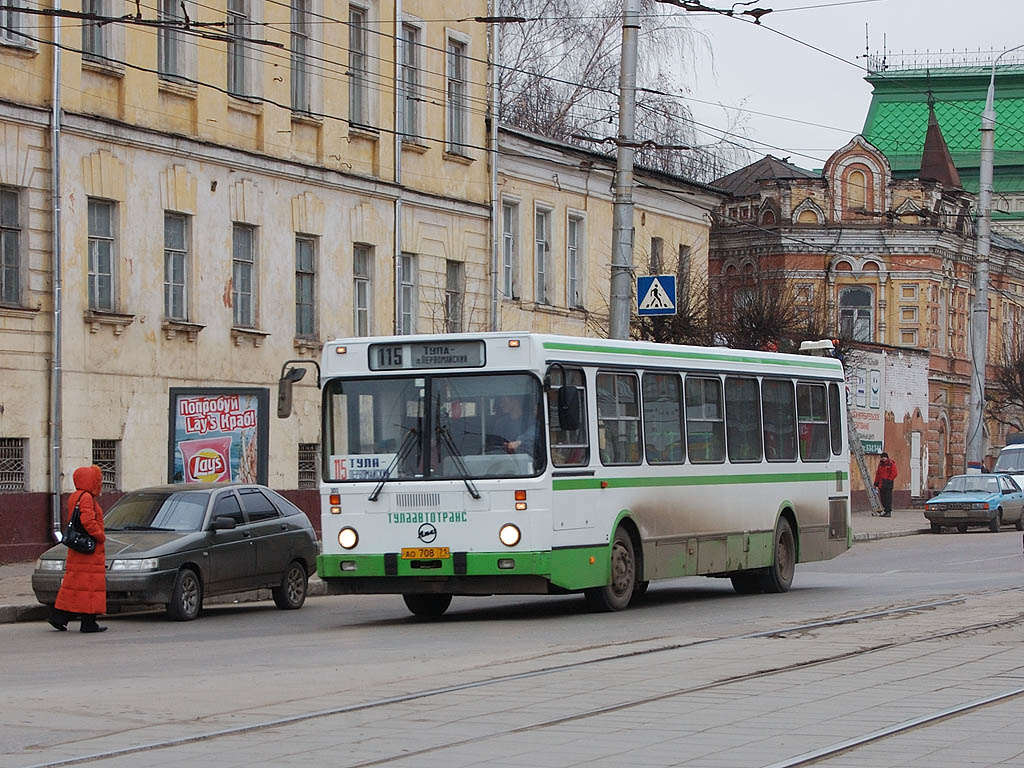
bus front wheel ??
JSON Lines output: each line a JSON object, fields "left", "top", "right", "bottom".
{"left": 760, "top": 517, "right": 795, "bottom": 594}
{"left": 585, "top": 528, "right": 636, "bottom": 612}
{"left": 402, "top": 594, "right": 452, "bottom": 618}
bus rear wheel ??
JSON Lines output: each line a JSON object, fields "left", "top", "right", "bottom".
{"left": 402, "top": 594, "right": 452, "bottom": 618}
{"left": 730, "top": 572, "right": 762, "bottom": 594}
{"left": 585, "top": 528, "right": 636, "bottom": 612}
{"left": 760, "top": 517, "right": 795, "bottom": 594}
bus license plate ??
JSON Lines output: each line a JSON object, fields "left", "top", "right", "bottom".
{"left": 401, "top": 547, "right": 451, "bottom": 560}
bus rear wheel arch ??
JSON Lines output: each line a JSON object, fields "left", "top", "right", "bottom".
{"left": 584, "top": 525, "right": 638, "bottom": 612}
{"left": 762, "top": 516, "right": 796, "bottom": 593}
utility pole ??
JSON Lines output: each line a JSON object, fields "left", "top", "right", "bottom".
{"left": 967, "top": 45, "right": 1024, "bottom": 472}
{"left": 608, "top": 0, "right": 640, "bottom": 340}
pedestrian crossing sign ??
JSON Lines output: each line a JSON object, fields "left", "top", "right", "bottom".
{"left": 637, "top": 275, "right": 677, "bottom": 316}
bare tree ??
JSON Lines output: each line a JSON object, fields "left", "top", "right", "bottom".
{"left": 498, "top": 0, "right": 751, "bottom": 182}
{"left": 987, "top": 336, "right": 1024, "bottom": 433}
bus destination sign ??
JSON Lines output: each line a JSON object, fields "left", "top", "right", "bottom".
{"left": 369, "top": 341, "right": 486, "bottom": 371}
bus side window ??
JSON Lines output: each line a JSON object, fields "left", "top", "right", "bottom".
{"left": 597, "top": 372, "right": 642, "bottom": 465}
{"left": 725, "top": 377, "right": 763, "bottom": 463}
{"left": 762, "top": 379, "right": 797, "bottom": 461}
{"left": 642, "top": 372, "right": 684, "bottom": 464}
{"left": 547, "top": 366, "right": 589, "bottom": 467}
{"left": 828, "top": 382, "right": 843, "bottom": 456}
{"left": 685, "top": 376, "right": 725, "bottom": 463}
{"left": 797, "top": 382, "right": 829, "bottom": 461}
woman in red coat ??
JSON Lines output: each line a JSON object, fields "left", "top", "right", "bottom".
{"left": 50, "top": 465, "right": 108, "bottom": 633}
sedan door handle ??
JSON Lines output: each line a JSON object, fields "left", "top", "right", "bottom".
{"left": 280, "top": 524, "right": 288, "bottom": 531}
{"left": 243, "top": 531, "right": 252, "bottom": 538}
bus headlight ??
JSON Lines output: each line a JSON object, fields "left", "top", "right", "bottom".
{"left": 499, "top": 524, "right": 521, "bottom": 547}
{"left": 338, "top": 527, "right": 359, "bottom": 549}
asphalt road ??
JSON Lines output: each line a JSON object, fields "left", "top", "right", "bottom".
{"left": 3, "top": 531, "right": 1024, "bottom": 768}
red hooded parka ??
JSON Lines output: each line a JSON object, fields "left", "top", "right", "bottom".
{"left": 55, "top": 465, "right": 107, "bottom": 616}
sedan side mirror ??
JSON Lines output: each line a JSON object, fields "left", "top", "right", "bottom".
{"left": 210, "top": 516, "right": 237, "bottom": 531}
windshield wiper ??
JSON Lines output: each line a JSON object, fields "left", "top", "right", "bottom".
{"left": 437, "top": 423, "right": 481, "bottom": 499}
{"left": 369, "top": 426, "right": 420, "bottom": 502}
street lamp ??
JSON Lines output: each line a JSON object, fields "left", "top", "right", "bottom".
{"left": 967, "top": 44, "right": 1024, "bottom": 473}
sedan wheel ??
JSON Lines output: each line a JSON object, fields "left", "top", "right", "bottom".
{"left": 989, "top": 510, "right": 1002, "bottom": 533}
{"left": 272, "top": 561, "right": 308, "bottom": 610}
{"left": 167, "top": 568, "right": 202, "bottom": 621}
{"left": 1016, "top": 512, "right": 1024, "bottom": 532}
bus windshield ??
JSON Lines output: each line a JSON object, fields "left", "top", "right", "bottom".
{"left": 323, "top": 373, "right": 545, "bottom": 482}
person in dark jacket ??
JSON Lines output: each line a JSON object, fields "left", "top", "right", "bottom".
{"left": 49, "top": 465, "right": 108, "bottom": 633}
{"left": 873, "top": 452, "right": 898, "bottom": 517}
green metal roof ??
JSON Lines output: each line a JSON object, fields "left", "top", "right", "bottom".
{"left": 862, "top": 66, "right": 1024, "bottom": 182}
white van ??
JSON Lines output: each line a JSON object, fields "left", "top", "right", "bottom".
{"left": 993, "top": 440, "right": 1024, "bottom": 490}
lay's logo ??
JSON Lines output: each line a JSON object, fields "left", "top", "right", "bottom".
{"left": 188, "top": 449, "right": 228, "bottom": 482}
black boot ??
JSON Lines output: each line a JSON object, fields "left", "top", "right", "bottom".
{"left": 48, "top": 607, "right": 69, "bottom": 632}
{"left": 80, "top": 615, "right": 107, "bottom": 633}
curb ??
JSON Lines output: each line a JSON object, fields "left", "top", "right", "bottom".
{"left": 853, "top": 528, "right": 932, "bottom": 542}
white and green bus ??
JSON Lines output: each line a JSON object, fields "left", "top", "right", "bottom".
{"left": 279, "top": 332, "right": 851, "bottom": 617}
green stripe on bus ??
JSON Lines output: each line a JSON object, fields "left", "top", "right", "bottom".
{"left": 542, "top": 340, "right": 843, "bottom": 371}
{"left": 553, "top": 471, "right": 847, "bottom": 491}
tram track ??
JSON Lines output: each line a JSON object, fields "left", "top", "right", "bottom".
{"left": 21, "top": 589, "right": 1024, "bottom": 768}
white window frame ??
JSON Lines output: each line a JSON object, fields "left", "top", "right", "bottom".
{"left": 232, "top": 223, "right": 257, "bottom": 328}
{"left": 348, "top": 4, "right": 372, "bottom": 128}
{"left": 838, "top": 285, "right": 874, "bottom": 342}
{"left": 290, "top": 0, "right": 313, "bottom": 113}
{"left": 158, "top": 0, "right": 183, "bottom": 79}
{"left": 445, "top": 259, "right": 464, "bottom": 333}
{"left": 567, "top": 212, "right": 584, "bottom": 309}
{"left": 0, "top": 0, "right": 35, "bottom": 48}
{"left": 534, "top": 205, "right": 551, "bottom": 305}
{"left": 82, "top": 0, "right": 124, "bottom": 67}
{"left": 445, "top": 29, "right": 470, "bottom": 155}
{"left": 398, "top": 252, "right": 415, "bottom": 335}
{"left": 295, "top": 235, "right": 317, "bottom": 338}
{"left": 87, "top": 198, "right": 116, "bottom": 312}
{"left": 227, "top": 0, "right": 262, "bottom": 99}
{"left": 502, "top": 199, "right": 519, "bottom": 300}
{"left": 399, "top": 19, "right": 423, "bottom": 141}
{"left": 163, "top": 212, "right": 189, "bottom": 321}
{"left": 1, "top": 187, "right": 22, "bottom": 306}
{"left": 353, "top": 243, "right": 372, "bottom": 336}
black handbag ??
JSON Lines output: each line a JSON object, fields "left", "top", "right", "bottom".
{"left": 63, "top": 495, "right": 97, "bottom": 555}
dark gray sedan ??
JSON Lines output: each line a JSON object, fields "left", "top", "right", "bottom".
{"left": 32, "top": 483, "right": 319, "bottom": 621}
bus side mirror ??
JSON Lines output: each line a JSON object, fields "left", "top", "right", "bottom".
{"left": 277, "top": 367, "right": 307, "bottom": 418}
{"left": 558, "top": 386, "right": 581, "bottom": 432}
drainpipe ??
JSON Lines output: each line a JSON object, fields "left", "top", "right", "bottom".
{"left": 393, "top": 0, "right": 403, "bottom": 335}
{"left": 49, "top": 2, "right": 64, "bottom": 540}
{"left": 488, "top": 1, "right": 499, "bottom": 331}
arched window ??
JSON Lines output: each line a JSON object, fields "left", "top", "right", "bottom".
{"left": 797, "top": 209, "right": 818, "bottom": 224}
{"left": 838, "top": 286, "right": 874, "bottom": 341}
{"left": 847, "top": 169, "right": 866, "bottom": 211}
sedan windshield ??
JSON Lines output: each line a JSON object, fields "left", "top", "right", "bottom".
{"left": 324, "top": 373, "right": 545, "bottom": 482}
{"left": 942, "top": 475, "right": 999, "bottom": 494}
{"left": 105, "top": 491, "right": 210, "bottom": 531}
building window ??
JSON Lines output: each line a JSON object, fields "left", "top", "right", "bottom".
{"left": 87, "top": 199, "right": 115, "bottom": 311}
{"left": 295, "top": 236, "right": 315, "bottom": 337}
{"left": 445, "top": 36, "right": 468, "bottom": 154}
{"left": 232, "top": 223, "right": 256, "bottom": 328}
{"left": 400, "top": 23, "right": 421, "bottom": 139}
{"left": 164, "top": 213, "right": 188, "bottom": 320}
{"left": 398, "top": 252, "right": 415, "bottom": 335}
{"left": 567, "top": 214, "right": 583, "bottom": 308}
{"left": 227, "top": 0, "right": 253, "bottom": 97}
{"left": 846, "top": 168, "right": 867, "bottom": 212}
{"left": 158, "top": 0, "right": 184, "bottom": 78}
{"left": 445, "top": 259, "right": 463, "bottom": 333}
{"left": 900, "top": 306, "right": 918, "bottom": 323}
{"left": 901, "top": 329, "right": 919, "bottom": 346}
{"left": 901, "top": 284, "right": 918, "bottom": 300}
{"left": 534, "top": 208, "right": 550, "bottom": 305}
{"left": 91, "top": 439, "right": 118, "bottom": 493}
{"left": 0, "top": 437, "right": 26, "bottom": 491}
{"left": 650, "top": 236, "right": 663, "bottom": 273}
{"left": 502, "top": 201, "right": 518, "bottom": 299}
{"left": 838, "top": 286, "right": 873, "bottom": 342}
{"left": 297, "top": 442, "right": 318, "bottom": 488}
{"left": 1, "top": 188, "right": 20, "bottom": 305}
{"left": 290, "top": 0, "right": 312, "bottom": 112}
{"left": 82, "top": 0, "right": 109, "bottom": 61}
{"left": 348, "top": 6, "right": 369, "bottom": 126}
{"left": 353, "top": 244, "right": 371, "bottom": 336}
{"left": 677, "top": 244, "right": 691, "bottom": 300}
{"left": 1, "top": 0, "right": 32, "bottom": 47}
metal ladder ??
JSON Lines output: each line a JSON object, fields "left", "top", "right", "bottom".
{"left": 848, "top": 411, "right": 883, "bottom": 515}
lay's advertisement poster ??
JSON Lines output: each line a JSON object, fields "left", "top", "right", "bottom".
{"left": 168, "top": 388, "right": 269, "bottom": 485}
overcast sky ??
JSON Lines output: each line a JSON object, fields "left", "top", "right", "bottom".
{"left": 675, "top": 0, "right": 1024, "bottom": 174}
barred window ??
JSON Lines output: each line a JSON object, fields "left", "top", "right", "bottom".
{"left": 0, "top": 437, "right": 26, "bottom": 491}
{"left": 92, "top": 439, "right": 118, "bottom": 492}
{"left": 298, "top": 443, "right": 318, "bottom": 489}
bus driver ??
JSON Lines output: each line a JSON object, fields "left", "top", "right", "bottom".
{"left": 492, "top": 395, "right": 535, "bottom": 456}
